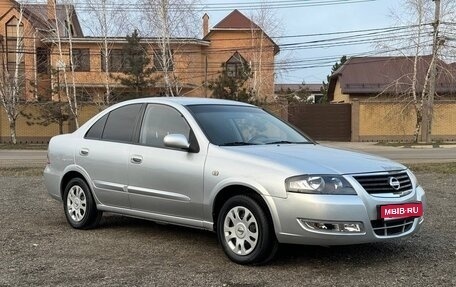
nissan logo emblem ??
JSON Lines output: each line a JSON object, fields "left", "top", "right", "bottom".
{"left": 389, "top": 177, "right": 401, "bottom": 190}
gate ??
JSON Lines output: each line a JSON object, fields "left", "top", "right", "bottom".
{"left": 288, "top": 103, "right": 352, "bottom": 141}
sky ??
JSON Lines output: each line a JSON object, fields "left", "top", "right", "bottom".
{"left": 203, "top": 0, "right": 400, "bottom": 84}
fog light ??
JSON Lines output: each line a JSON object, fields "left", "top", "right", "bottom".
{"left": 342, "top": 223, "right": 362, "bottom": 232}
{"left": 300, "top": 219, "right": 364, "bottom": 234}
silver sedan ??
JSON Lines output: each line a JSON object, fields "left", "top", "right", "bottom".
{"left": 44, "top": 97, "right": 425, "bottom": 264}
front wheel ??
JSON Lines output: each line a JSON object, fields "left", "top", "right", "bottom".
{"left": 63, "top": 178, "right": 102, "bottom": 229}
{"left": 217, "top": 195, "right": 278, "bottom": 265}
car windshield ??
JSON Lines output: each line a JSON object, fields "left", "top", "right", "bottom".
{"left": 187, "top": 104, "right": 312, "bottom": 146}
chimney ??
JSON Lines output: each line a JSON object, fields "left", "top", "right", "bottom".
{"left": 48, "top": 0, "right": 56, "bottom": 21}
{"left": 202, "top": 13, "right": 209, "bottom": 37}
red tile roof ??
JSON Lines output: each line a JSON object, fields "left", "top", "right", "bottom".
{"left": 206, "top": 9, "right": 279, "bottom": 54}
{"left": 213, "top": 9, "right": 259, "bottom": 30}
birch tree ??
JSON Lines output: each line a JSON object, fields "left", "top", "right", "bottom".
{"left": 249, "top": 1, "right": 283, "bottom": 102}
{"left": 46, "top": 0, "right": 80, "bottom": 128}
{"left": 50, "top": 0, "right": 86, "bottom": 128}
{"left": 0, "top": 4, "right": 27, "bottom": 144}
{"left": 139, "top": 0, "right": 199, "bottom": 96}
{"left": 64, "top": 2, "right": 80, "bottom": 128}
{"left": 377, "top": 0, "right": 456, "bottom": 142}
{"left": 80, "top": 0, "right": 128, "bottom": 107}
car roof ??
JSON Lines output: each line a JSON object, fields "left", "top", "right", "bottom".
{"left": 118, "top": 97, "right": 255, "bottom": 107}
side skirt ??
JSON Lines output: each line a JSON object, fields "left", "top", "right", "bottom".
{"left": 97, "top": 204, "right": 214, "bottom": 231}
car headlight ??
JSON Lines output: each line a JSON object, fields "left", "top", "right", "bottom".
{"left": 407, "top": 169, "right": 419, "bottom": 186}
{"left": 285, "top": 175, "right": 356, "bottom": 195}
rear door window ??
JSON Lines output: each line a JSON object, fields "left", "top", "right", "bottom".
{"left": 102, "top": 104, "right": 142, "bottom": 143}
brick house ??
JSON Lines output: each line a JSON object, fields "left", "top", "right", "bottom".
{"left": 327, "top": 56, "right": 456, "bottom": 142}
{"left": 328, "top": 56, "right": 456, "bottom": 103}
{"left": 0, "top": 1, "right": 279, "bottom": 142}
{"left": 0, "top": 1, "right": 279, "bottom": 102}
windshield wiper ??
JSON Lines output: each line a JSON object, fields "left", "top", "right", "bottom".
{"left": 265, "top": 141, "right": 310, "bottom": 145}
{"left": 220, "top": 142, "right": 258, "bottom": 146}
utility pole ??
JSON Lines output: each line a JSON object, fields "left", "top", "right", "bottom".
{"left": 423, "top": 0, "right": 441, "bottom": 143}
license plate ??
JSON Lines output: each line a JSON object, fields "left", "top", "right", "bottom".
{"left": 379, "top": 203, "right": 423, "bottom": 219}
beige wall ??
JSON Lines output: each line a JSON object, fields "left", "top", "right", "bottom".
{"left": 332, "top": 80, "right": 350, "bottom": 103}
{"left": 433, "top": 102, "right": 456, "bottom": 139}
{"left": 355, "top": 100, "right": 456, "bottom": 141}
{"left": 1, "top": 105, "right": 67, "bottom": 143}
{"left": 0, "top": 104, "right": 100, "bottom": 143}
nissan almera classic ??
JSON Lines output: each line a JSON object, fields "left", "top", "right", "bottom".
{"left": 44, "top": 97, "right": 425, "bottom": 264}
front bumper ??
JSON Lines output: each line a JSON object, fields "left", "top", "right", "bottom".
{"left": 267, "top": 185, "right": 426, "bottom": 245}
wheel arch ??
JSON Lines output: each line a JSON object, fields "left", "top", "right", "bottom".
{"left": 60, "top": 167, "right": 93, "bottom": 200}
{"left": 212, "top": 184, "right": 279, "bottom": 233}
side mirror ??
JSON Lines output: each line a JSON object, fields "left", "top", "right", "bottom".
{"left": 163, "top": 134, "right": 190, "bottom": 150}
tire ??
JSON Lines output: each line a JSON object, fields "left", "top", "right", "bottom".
{"left": 217, "top": 194, "right": 278, "bottom": 265}
{"left": 63, "top": 178, "right": 102, "bottom": 229}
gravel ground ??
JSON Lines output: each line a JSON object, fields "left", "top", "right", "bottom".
{"left": 0, "top": 173, "right": 455, "bottom": 287}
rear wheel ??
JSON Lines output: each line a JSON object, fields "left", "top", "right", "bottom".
{"left": 217, "top": 195, "right": 278, "bottom": 265}
{"left": 63, "top": 178, "right": 102, "bottom": 229}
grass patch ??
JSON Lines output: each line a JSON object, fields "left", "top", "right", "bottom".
{"left": 407, "top": 162, "right": 456, "bottom": 174}
{"left": 0, "top": 144, "right": 47, "bottom": 150}
{"left": 0, "top": 167, "right": 43, "bottom": 176}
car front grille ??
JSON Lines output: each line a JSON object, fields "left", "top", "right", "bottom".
{"left": 371, "top": 218, "right": 415, "bottom": 236}
{"left": 353, "top": 171, "right": 412, "bottom": 196}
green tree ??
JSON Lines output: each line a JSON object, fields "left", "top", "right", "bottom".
{"left": 116, "top": 30, "right": 154, "bottom": 99}
{"left": 208, "top": 63, "right": 258, "bottom": 104}
{"left": 321, "top": 55, "right": 347, "bottom": 102}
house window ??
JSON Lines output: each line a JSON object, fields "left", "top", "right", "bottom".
{"left": 64, "top": 20, "right": 75, "bottom": 37}
{"left": 36, "top": 48, "right": 50, "bottom": 74}
{"left": 101, "top": 49, "right": 127, "bottom": 72}
{"left": 5, "top": 17, "right": 25, "bottom": 73}
{"left": 72, "top": 48, "right": 90, "bottom": 72}
{"left": 226, "top": 52, "right": 247, "bottom": 78}
{"left": 153, "top": 50, "right": 173, "bottom": 71}
{"left": 77, "top": 88, "right": 91, "bottom": 102}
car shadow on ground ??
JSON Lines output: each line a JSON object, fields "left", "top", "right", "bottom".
{"left": 94, "top": 213, "right": 423, "bottom": 266}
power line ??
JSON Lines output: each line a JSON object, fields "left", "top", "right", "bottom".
{"left": 12, "top": 0, "right": 380, "bottom": 12}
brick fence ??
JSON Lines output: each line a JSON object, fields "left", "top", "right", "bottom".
{"left": 0, "top": 104, "right": 100, "bottom": 144}
{"left": 1, "top": 100, "right": 455, "bottom": 143}
{"left": 352, "top": 100, "right": 456, "bottom": 142}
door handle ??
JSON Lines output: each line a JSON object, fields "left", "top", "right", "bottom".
{"left": 80, "top": 148, "right": 89, "bottom": 156}
{"left": 131, "top": 155, "right": 143, "bottom": 164}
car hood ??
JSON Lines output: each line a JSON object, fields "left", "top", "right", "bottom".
{"left": 226, "top": 144, "right": 406, "bottom": 175}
